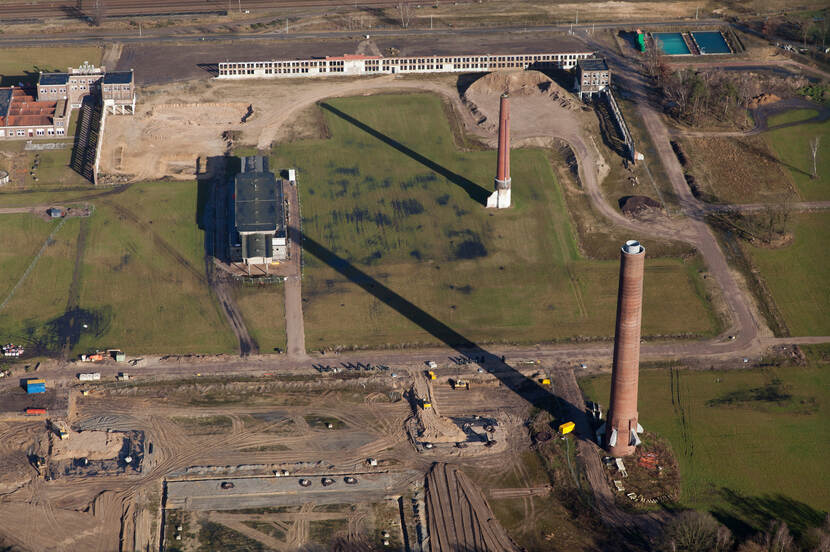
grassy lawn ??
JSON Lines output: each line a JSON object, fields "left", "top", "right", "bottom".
{"left": 580, "top": 350, "right": 830, "bottom": 537}
{"left": 269, "top": 93, "right": 715, "bottom": 350}
{"left": 0, "top": 217, "right": 79, "bottom": 348}
{"left": 765, "top": 111, "right": 829, "bottom": 201}
{"left": 744, "top": 212, "right": 830, "bottom": 336}
{"left": 233, "top": 283, "right": 286, "bottom": 353}
{"left": 0, "top": 181, "right": 236, "bottom": 355}
{"left": 0, "top": 46, "right": 103, "bottom": 86}
{"left": 0, "top": 214, "right": 57, "bottom": 300}
{"left": 75, "top": 181, "right": 235, "bottom": 354}
{"left": 27, "top": 147, "right": 91, "bottom": 188}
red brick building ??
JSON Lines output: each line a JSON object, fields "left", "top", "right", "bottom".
{"left": 0, "top": 62, "right": 135, "bottom": 141}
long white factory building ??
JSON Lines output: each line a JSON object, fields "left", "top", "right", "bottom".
{"left": 217, "top": 49, "right": 596, "bottom": 80}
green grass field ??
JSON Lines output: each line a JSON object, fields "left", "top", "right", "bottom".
{"left": 233, "top": 284, "right": 286, "bottom": 353}
{"left": 0, "top": 217, "right": 79, "bottom": 349}
{"left": 0, "top": 214, "right": 57, "bottom": 300}
{"left": 0, "top": 46, "right": 103, "bottom": 86}
{"left": 766, "top": 110, "right": 829, "bottom": 201}
{"left": 744, "top": 212, "right": 830, "bottom": 336}
{"left": 0, "top": 181, "right": 236, "bottom": 355}
{"left": 75, "top": 182, "right": 235, "bottom": 354}
{"left": 580, "top": 349, "right": 830, "bottom": 537}
{"left": 269, "top": 93, "right": 716, "bottom": 349}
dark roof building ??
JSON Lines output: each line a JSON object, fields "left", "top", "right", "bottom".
{"left": 231, "top": 155, "right": 286, "bottom": 266}
{"left": 103, "top": 71, "right": 134, "bottom": 85}
{"left": 0, "top": 88, "right": 12, "bottom": 121}
{"left": 38, "top": 73, "right": 70, "bottom": 86}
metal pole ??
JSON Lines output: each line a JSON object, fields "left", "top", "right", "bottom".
{"left": 575, "top": 8, "right": 578, "bottom": 25}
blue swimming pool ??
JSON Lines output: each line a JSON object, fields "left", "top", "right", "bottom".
{"left": 653, "top": 33, "right": 691, "bottom": 56}
{"left": 692, "top": 31, "right": 731, "bottom": 54}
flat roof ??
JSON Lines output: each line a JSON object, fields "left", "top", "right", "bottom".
{"left": 0, "top": 88, "right": 12, "bottom": 120}
{"left": 579, "top": 58, "right": 609, "bottom": 72}
{"left": 234, "top": 157, "right": 284, "bottom": 234}
{"left": 39, "top": 73, "right": 69, "bottom": 86}
{"left": 103, "top": 71, "right": 133, "bottom": 84}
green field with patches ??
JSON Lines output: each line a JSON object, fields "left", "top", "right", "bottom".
{"left": 270, "top": 93, "right": 716, "bottom": 349}
{"left": 0, "top": 181, "right": 236, "bottom": 355}
{"left": 745, "top": 212, "right": 830, "bottom": 336}
{"left": 766, "top": 110, "right": 829, "bottom": 201}
{"left": 0, "top": 46, "right": 103, "bottom": 86}
{"left": 580, "top": 349, "right": 830, "bottom": 537}
{"left": 233, "top": 284, "right": 286, "bottom": 353}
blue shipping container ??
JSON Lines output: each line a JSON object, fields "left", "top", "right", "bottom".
{"left": 26, "top": 383, "right": 46, "bottom": 394}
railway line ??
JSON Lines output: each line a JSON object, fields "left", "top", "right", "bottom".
{"left": 0, "top": 0, "right": 439, "bottom": 20}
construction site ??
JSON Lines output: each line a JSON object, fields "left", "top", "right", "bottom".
{"left": 0, "top": 4, "right": 829, "bottom": 549}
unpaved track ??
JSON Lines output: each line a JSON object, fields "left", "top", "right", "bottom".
{"left": 425, "top": 463, "right": 521, "bottom": 552}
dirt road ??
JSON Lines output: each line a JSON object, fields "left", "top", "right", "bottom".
{"left": 282, "top": 180, "right": 307, "bottom": 359}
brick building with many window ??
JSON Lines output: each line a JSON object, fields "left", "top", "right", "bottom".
{"left": 0, "top": 62, "right": 135, "bottom": 141}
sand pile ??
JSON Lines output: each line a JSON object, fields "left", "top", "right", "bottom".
{"left": 747, "top": 93, "right": 781, "bottom": 109}
{"left": 464, "top": 70, "right": 577, "bottom": 134}
{"left": 51, "top": 430, "right": 125, "bottom": 460}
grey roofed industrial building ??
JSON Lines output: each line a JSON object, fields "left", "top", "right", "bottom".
{"left": 38, "top": 72, "right": 70, "bottom": 86}
{"left": 234, "top": 161, "right": 284, "bottom": 234}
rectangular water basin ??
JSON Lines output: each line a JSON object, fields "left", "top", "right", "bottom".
{"left": 692, "top": 31, "right": 732, "bottom": 54}
{"left": 653, "top": 33, "right": 691, "bottom": 55}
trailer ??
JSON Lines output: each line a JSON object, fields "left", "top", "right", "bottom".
{"left": 78, "top": 373, "right": 101, "bottom": 381}
{"left": 25, "top": 408, "right": 47, "bottom": 415}
{"left": 26, "top": 379, "right": 46, "bottom": 394}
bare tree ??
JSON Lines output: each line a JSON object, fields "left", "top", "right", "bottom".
{"left": 657, "top": 511, "right": 732, "bottom": 552}
{"left": 397, "top": 2, "right": 413, "bottom": 29}
{"left": 810, "top": 136, "right": 821, "bottom": 179}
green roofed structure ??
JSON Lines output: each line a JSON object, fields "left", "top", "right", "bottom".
{"left": 230, "top": 156, "right": 287, "bottom": 269}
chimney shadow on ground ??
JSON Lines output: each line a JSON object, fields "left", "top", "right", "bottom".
{"left": 319, "top": 102, "right": 490, "bottom": 206}
{"left": 302, "top": 233, "right": 587, "bottom": 423}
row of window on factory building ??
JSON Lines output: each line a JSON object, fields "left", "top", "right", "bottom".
{"left": 218, "top": 52, "right": 592, "bottom": 77}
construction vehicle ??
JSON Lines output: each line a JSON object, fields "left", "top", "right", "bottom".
{"left": 558, "top": 421, "right": 575, "bottom": 435}
{"left": 452, "top": 379, "right": 470, "bottom": 390}
{"left": 422, "top": 402, "right": 432, "bottom": 409}
{"left": 427, "top": 370, "right": 436, "bottom": 380}
{"left": 80, "top": 352, "right": 104, "bottom": 362}
{"left": 428, "top": 361, "right": 438, "bottom": 369}
{"left": 541, "top": 378, "right": 551, "bottom": 386}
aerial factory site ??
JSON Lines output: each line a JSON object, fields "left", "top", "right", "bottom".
{"left": 0, "top": 0, "right": 828, "bottom": 551}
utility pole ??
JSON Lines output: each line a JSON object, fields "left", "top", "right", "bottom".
{"left": 575, "top": 8, "right": 579, "bottom": 25}
{"left": 138, "top": 22, "right": 141, "bottom": 37}
{"left": 430, "top": 15, "right": 433, "bottom": 30}
{"left": 695, "top": 6, "right": 699, "bottom": 19}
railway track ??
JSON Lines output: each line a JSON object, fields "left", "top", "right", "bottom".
{"left": 0, "top": 0, "right": 437, "bottom": 20}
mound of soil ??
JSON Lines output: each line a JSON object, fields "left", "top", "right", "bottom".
{"left": 620, "top": 195, "right": 661, "bottom": 217}
{"left": 463, "top": 70, "right": 577, "bottom": 134}
{"left": 747, "top": 93, "right": 781, "bottom": 109}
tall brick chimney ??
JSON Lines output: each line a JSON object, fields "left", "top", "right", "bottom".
{"left": 605, "top": 240, "right": 645, "bottom": 457}
{"left": 487, "top": 93, "right": 511, "bottom": 209}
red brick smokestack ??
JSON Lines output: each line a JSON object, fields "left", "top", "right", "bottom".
{"left": 496, "top": 93, "right": 510, "bottom": 184}
{"left": 487, "top": 93, "right": 512, "bottom": 209}
{"left": 605, "top": 240, "right": 645, "bottom": 457}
